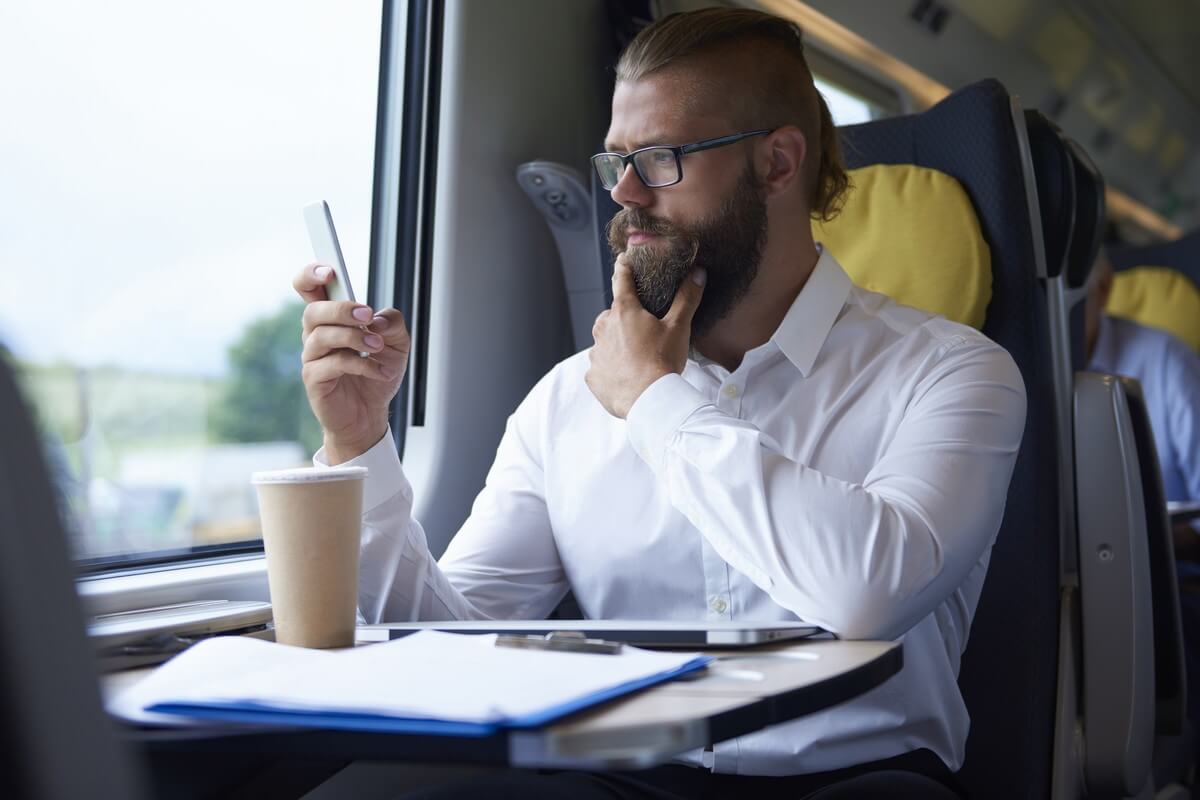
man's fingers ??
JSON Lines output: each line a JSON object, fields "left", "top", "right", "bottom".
{"left": 302, "top": 299, "right": 376, "bottom": 340}
{"left": 302, "top": 325, "right": 385, "bottom": 364}
{"left": 611, "top": 256, "right": 639, "bottom": 309}
{"left": 663, "top": 269, "right": 706, "bottom": 328}
{"left": 302, "top": 351, "right": 394, "bottom": 388}
{"left": 370, "top": 307, "right": 411, "bottom": 351}
{"left": 294, "top": 263, "right": 336, "bottom": 303}
{"left": 591, "top": 309, "right": 610, "bottom": 343}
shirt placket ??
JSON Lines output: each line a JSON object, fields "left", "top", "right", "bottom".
{"left": 701, "top": 362, "right": 748, "bottom": 772}
{"left": 696, "top": 363, "right": 738, "bottom": 624}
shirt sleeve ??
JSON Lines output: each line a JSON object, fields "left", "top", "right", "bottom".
{"left": 1164, "top": 341, "right": 1200, "bottom": 505}
{"left": 625, "top": 339, "right": 1027, "bottom": 641}
{"left": 314, "top": 379, "right": 567, "bottom": 623}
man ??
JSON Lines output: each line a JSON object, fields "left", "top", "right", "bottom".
{"left": 293, "top": 8, "right": 1025, "bottom": 798}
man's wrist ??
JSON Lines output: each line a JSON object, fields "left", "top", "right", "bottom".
{"left": 324, "top": 426, "right": 388, "bottom": 465}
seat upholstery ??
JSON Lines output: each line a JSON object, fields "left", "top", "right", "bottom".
{"left": 1105, "top": 226, "right": 1200, "bottom": 354}
{"left": 1108, "top": 266, "right": 1200, "bottom": 354}
{"left": 1108, "top": 226, "right": 1200, "bottom": 289}
{"left": 813, "top": 163, "right": 992, "bottom": 329}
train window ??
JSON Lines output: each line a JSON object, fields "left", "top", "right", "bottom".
{"left": 0, "top": 1, "right": 385, "bottom": 570}
{"left": 814, "top": 76, "right": 889, "bottom": 125}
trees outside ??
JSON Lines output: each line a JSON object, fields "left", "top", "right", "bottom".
{"left": 209, "top": 301, "right": 322, "bottom": 454}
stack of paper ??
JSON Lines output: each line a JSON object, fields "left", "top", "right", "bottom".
{"left": 109, "top": 630, "right": 711, "bottom": 735}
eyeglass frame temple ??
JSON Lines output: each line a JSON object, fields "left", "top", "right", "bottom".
{"left": 678, "top": 128, "right": 772, "bottom": 155}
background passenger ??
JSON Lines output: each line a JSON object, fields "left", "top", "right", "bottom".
{"left": 1083, "top": 238, "right": 1200, "bottom": 549}
{"left": 293, "top": 8, "right": 1026, "bottom": 798}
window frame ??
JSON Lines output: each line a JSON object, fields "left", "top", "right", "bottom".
{"left": 387, "top": 0, "right": 444, "bottom": 443}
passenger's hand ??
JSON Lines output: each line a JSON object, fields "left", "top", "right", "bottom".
{"left": 294, "top": 264, "right": 411, "bottom": 463}
{"left": 586, "top": 255, "right": 705, "bottom": 418}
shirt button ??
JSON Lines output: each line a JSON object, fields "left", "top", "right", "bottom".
{"left": 722, "top": 384, "right": 739, "bottom": 398}
{"left": 710, "top": 596, "right": 728, "bottom": 613}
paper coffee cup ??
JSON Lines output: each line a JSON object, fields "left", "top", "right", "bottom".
{"left": 251, "top": 465, "right": 367, "bottom": 648}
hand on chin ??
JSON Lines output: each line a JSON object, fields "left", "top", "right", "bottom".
{"left": 586, "top": 255, "right": 706, "bottom": 419}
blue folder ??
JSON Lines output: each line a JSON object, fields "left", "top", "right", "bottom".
{"left": 147, "top": 654, "right": 712, "bottom": 736}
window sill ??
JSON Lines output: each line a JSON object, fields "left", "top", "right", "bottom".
{"left": 78, "top": 554, "right": 270, "bottom": 618}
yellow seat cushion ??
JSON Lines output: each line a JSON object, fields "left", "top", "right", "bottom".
{"left": 813, "top": 164, "right": 992, "bottom": 330}
{"left": 1107, "top": 266, "right": 1200, "bottom": 354}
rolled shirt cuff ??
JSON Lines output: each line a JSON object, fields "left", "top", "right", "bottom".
{"left": 625, "top": 373, "right": 711, "bottom": 475}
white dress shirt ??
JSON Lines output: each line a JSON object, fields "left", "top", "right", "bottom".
{"left": 320, "top": 248, "right": 1027, "bottom": 775}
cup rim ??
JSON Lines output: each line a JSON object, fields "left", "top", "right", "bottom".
{"left": 251, "top": 465, "right": 368, "bottom": 485}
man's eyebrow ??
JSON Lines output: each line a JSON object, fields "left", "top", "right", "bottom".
{"left": 601, "top": 137, "right": 671, "bottom": 153}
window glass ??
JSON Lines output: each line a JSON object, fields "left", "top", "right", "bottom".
{"left": 0, "top": 0, "right": 383, "bottom": 566}
{"left": 814, "top": 76, "right": 887, "bottom": 125}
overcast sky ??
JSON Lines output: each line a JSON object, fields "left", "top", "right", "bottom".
{"left": 0, "top": 0, "right": 382, "bottom": 376}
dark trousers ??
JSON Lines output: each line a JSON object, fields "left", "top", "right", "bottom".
{"left": 399, "top": 748, "right": 965, "bottom": 800}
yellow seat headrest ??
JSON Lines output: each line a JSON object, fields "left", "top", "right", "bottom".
{"left": 813, "top": 164, "right": 992, "bottom": 330}
{"left": 1107, "top": 266, "right": 1200, "bottom": 354}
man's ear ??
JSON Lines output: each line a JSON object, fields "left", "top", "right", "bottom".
{"left": 760, "top": 127, "right": 806, "bottom": 198}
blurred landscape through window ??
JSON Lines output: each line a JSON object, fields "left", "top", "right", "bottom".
{"left": 0, "top": 0, "right": 384, "bottom": 565}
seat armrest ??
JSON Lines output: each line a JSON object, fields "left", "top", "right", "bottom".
{"left": 1117, "top": 377, "right": 1188, "bottom": 739}
{"left": 1073, "top": 371, "right": 1155, "bottom": 794}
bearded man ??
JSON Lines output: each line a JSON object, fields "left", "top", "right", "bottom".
{"left": 293, "top": 7, "right": 1026, "bottom": 798}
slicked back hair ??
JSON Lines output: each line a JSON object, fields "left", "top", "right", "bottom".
{"left": 616, "top": 7, "right": 849, "bottom": 221}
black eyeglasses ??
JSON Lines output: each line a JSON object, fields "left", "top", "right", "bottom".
{"left": 591, "top": 129, "right": 773, "bottom": 191}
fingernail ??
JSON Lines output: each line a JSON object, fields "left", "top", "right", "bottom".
{"left": 363, "top": 333, "right": 383, "bottom": 349}
{"left": 370, "top": 315, "right": 390, "bottom": 330}
{"left": 380, "top": 364, "right": 397, "bottom": 379}
{"left": 352, "top": 306, "right": 373, "bottom": 322}
{"left": 315, "top": 266, "right": 332, "bottom": 280}
{"left": 692, "top": 269, "right": 707, "bottom": 286}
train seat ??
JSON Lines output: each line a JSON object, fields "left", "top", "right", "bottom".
{"left": 833, "top": 78, "right": 1061, "bottom": 799}
{"left": 1106, "top": 227, "right": 1200, "bottom": 354}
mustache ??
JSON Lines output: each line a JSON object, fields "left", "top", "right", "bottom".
{"left": 606, "top": 208, "right": 689, "bottom": 253}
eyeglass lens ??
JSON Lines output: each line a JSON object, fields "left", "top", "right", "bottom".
{"left": 593, "top": 148, "right": 679, "bottom": 190}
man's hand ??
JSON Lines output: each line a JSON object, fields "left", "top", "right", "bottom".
{"left": 293, "top": 264, "right": 411, "bottom": 463}
{"left": 586, "top": 256, "right": 705, "bottom": 418}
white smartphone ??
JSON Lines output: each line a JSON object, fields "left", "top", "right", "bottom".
{"left": 303, "top": 200, "right": 356, "bottom": 304}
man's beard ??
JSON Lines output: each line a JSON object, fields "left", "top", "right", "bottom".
{"left": 605, "top": 163, "right": 768, "bottom": 338}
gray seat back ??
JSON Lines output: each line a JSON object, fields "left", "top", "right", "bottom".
{"left": 0, "top": 356, "right": 149, "bottom": 800}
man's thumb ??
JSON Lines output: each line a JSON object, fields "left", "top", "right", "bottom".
{"left": 665, "top": 269, "right": 706, "bottom": 326}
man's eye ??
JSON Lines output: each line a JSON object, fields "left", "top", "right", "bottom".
{"left": 651, "top": 151, "right": 673, "bottom": 165}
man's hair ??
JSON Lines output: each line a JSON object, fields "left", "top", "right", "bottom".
{"left": 616, "top": 8, "right": 849, "bottom": 221}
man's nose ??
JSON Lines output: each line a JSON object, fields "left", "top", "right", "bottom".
{"left": 610, "top": 163, "right": 653, "bottom": 209}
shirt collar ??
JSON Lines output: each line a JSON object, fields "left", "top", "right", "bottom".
{"left": 771, "top": 246, "right": 853, "bottom": 377}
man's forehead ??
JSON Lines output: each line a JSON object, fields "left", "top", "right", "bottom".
{"left": 604, "top": 71, "right": 727, "bottom": 151}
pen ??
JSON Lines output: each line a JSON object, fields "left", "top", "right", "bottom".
{"left": 494, "top": 630, "right": 623, "bottom": 655}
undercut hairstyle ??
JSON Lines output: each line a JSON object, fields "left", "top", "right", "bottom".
{"left": 616, "top": 7, "right": 849, "bottom": 221}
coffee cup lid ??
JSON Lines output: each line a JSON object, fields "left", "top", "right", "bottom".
{"left": 251, "top": 465, "right": 368, "bottom": 485}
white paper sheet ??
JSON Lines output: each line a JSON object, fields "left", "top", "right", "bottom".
{"left": 108, "top": 630, "right": 708, "bottom": 728}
